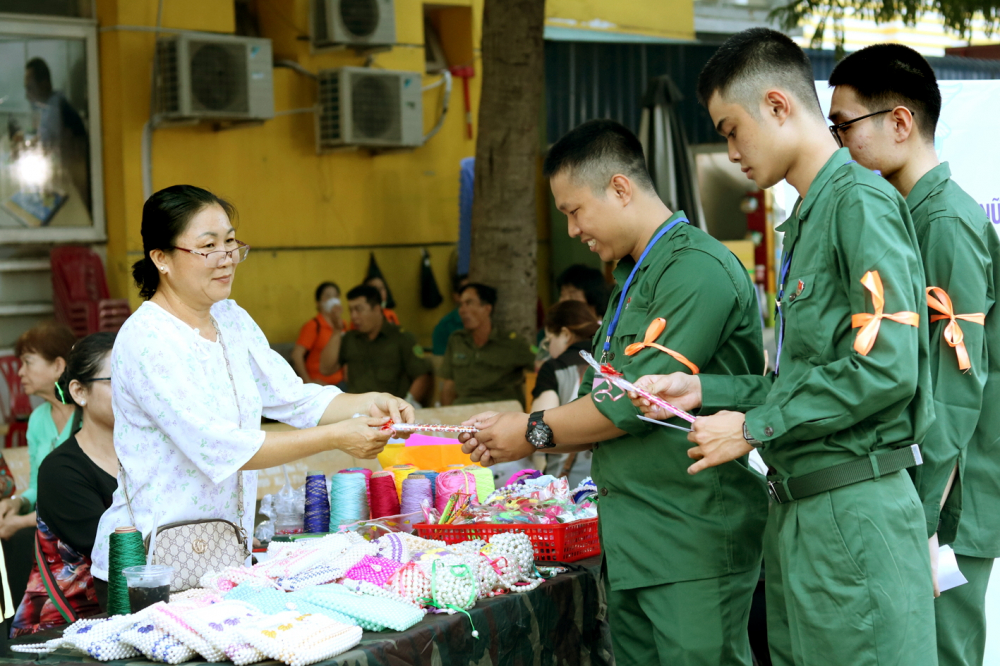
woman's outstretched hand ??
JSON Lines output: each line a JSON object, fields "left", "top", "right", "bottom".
{"left": 331, "top": 416, "right": 394, "bottom": 459}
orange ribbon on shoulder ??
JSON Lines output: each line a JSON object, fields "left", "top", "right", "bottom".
{"left": 850, "top": 271, "right": 920, "bottom": 356}
{"left": 926, "top": 286, "right": 985, "bottom": 371}
{"left": 624, "top": 318, "right": 700, "bottom": 374}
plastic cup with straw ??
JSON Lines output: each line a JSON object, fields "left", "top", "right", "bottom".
{"left": 122, "top": 511, "right": 172, "bottom": 613}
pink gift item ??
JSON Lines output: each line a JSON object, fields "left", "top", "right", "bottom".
{"left": 404, "top": 434, "right": 463, "bottom": 447}
{"left": 343, "top": 555, "right": 404, "bottom": 587}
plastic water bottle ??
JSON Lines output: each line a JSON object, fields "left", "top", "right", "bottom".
{"left": 273, "top": 466, "right": 304, "bottom": 535}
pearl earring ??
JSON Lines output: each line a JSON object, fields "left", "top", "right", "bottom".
{"left": 80, "top": 401, "right": 86, "bottom": 406}
{"left": 160, "top": 267, "right": 166, "bottom": 273}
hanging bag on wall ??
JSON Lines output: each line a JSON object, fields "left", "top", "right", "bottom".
{"left": 420, "top": 249, "right": 443, "bottom": 309}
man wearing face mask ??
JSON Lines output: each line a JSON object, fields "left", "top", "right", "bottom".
{"left": 292, "top": 282, "right": 346, "bottom": 387}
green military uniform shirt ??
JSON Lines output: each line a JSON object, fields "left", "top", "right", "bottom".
{"left": 700, "top": 149, "right": 934, "bottom": 479}
{"left": 339, "top": 323, "right": 432, "bottom": 398}
{"left": 581, "top": 211, "right": 768, "bottom": 591}
{"left": 908, "top": 163, "right": 1000, "bottom": 557}
{"left": 439, "top": 328, "right": 534, "bottom": 407}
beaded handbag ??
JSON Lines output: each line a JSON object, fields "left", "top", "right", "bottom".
{"left": 120, "top": 319, "right": 250, "bottom": 592}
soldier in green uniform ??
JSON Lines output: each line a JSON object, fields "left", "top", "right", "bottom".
{"left": 460, "top": 120, "right": 769, "bottom": 666}
{"left": 319, "top": 285, "right": 433, "bottom": 404}
{"left": 439, "top": 283, "right": 535, "bottom": 408}
{"left": 633, "top": 29, "right": 937, "bottom": 666}
{"left": 829, "top": 45, "right": 1000, "bottom": 666}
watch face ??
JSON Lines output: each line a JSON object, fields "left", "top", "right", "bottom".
{"left": 528, "top": 423, "right": 554, "bottom": 449}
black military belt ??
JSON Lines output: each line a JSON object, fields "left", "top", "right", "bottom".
{"left": 766, "top": 444, "right": 922, "bottom": 504}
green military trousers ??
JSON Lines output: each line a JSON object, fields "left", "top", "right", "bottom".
{"left": 935, "top": 554, "right": 995, "bottom": 666}
{"left": 764, "top": 470, "right": 937, "bottom": 666}
{"left": 606, "top": 566, "right": 759, "bottom": 666}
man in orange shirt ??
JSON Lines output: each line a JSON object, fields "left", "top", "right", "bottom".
{"left": 291, "top": 281, "right": 345, "bottom": 386}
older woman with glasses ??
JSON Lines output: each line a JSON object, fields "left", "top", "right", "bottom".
{"left": 90, "top": 185, "right": 413, "bottom": 588}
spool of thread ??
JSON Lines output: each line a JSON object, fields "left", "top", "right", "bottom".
{"left": 339, "top": 468, "right": 372, "bottom": 506}
{"left": 369, "top": 471, "right": 401, "bottom": 518}
{"left": 329, "top": 471, "right": 369, "bottom": 531}
{"left": 108, "top": 526, "right": 147, "bottom": 615}
{"left": 464, "top": 465, "right": 495, "bottom": 503}
{"left": 401, "top": 475, "right": 433, "bottom": 516}
{"left": 390, "top": 465, "right": 417, "bottom": 500}
{"left": 413, "top": 470, "right": 438, "bottom": 504}
{"left": 434, "top": 470, "right": 476, "bottom": 515}
{"left": 303, "top": 471, "right": 330, "bottom": 533}
{"left": 399, "top": 474, "right": 432, "bottom": 533}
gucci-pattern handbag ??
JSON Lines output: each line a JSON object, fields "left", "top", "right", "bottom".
{"left": 120, "top": 318, "right": 251, "bottom": 592}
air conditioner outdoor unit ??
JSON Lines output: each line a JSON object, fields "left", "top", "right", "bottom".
{"left": 313, "top": 0, "right": 396, "bottom": 48}
{"left": 155, "top": 34, "right": 274, "bottom": 122}
{"left": 317, "top": 67, "right": 422, "bottom": 150}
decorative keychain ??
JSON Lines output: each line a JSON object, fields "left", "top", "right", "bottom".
{"left": 580, "top": 350, "right": 696, "bottom": 424}
{"left": 380, "top": 420, "right": 479, "bottom": 435}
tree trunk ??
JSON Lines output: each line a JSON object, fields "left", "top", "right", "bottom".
{"left": 468, "top": 0, "right": 546, "bottom": 341}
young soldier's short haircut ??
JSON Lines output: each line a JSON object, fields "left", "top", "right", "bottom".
{"left": 829, "top": 43, "right": 941, "bottom": 142}
{"left": 697, "top": 27, "right": 823, "bottom": 120}
{"left": 543, "top": 119, "right": 655, "bottom": 194}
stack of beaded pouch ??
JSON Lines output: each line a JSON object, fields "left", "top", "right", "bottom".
{"left": 297, "top": 583, "right": 425, "bottom": 631}
{"left": 489, "top": 533, "right": 539, "bottom": 585}
{"left": 237, "top": 611, "right": 363, "bottom": 666}
{"left": 184, "top": 600, "right": 268, "bottom": 666}
{"left": 203, "top": 533, "right": 362, "bottom": 591}
{"left": 276, "top": 541, "right": 378, "bottom": 591}
{"left": 147, "top": 600, "right": 231, "bottom": 661}
{"left": 225, "top": 582, "right": 356, "bottom": 626}
{"left": 340, "top": 578, "right": 424, "bottom": 610}
{"left": 374, "top": 532, "right": 411, "bottom": 562}
{"left": 343, "top": 555, "right": 403, "bottom": 587}
{"left": 118, "top": 590, "right": 225, "bottom": 664}
{"left": 422, "top": 555, "right": 479, "bottom": 611}
{"left": 386, "top": 561, "right": 431, "bottom": 606}
{"left": 11, "top": 615, "right": 141, "bottom": 662}
{"left": 119, "top": 618, "right": 198, "bottom": 664}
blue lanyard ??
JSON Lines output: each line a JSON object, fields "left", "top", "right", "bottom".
{"left": 602, "top": 217, "right": 688, "bottom": 362}
{"left": 774, "top": 160, "right": 856, "bottom": 376}
{"left": 773, "top": 248, "right": 794, "bottom": 375}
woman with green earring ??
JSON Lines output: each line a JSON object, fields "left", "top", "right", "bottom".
{"left": 0, "top": 322, "right": 77, "bottom": 540}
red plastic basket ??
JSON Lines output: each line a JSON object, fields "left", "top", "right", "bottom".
{"left": 414, "top": 517, "right": 600, "bottom": 563}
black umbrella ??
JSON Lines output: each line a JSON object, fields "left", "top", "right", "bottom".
{"left": 638, "top": 75, "right": 707, "bottom": 231}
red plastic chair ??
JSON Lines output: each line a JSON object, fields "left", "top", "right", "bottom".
{"left": 50, "top": 246, "right": 131, "bottom": 337}
{"left": 0, "top": 356, "right": 31, "bottom": 449}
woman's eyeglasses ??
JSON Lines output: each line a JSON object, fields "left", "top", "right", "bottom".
{"left": 172, "top": 240, "right": 250, "bottom": 268}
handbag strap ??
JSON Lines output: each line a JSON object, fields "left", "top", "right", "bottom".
{"left": 34, "top": 528, "right": 79, "bottom": 624}
{"left": 211, "top": 317, "right": 248, "bottom": 548}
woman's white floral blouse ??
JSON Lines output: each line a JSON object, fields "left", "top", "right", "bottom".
{"left": 92, "top": 300, "right": 340, "bottom": 579}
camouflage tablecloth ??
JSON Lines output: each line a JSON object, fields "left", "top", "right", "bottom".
{"left": 4, "top": 557, "right": 611, "bottom": 666}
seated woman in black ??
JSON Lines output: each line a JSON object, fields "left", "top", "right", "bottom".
{"left": 11, "top": 332, "right": 117, "bottom": 636}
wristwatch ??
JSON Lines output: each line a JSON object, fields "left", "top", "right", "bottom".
{"left": 743, "top": 421, "right": 761, "bottom": 447}
{"left": 526, "top": 411, "right": 556, "bottom": 449}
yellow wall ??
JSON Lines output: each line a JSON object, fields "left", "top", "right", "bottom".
{"left": 95, "top": 0, "right": 691, "bottom": 346}
{"left": 545, "top": 0, "right": 695, "bottom": 42}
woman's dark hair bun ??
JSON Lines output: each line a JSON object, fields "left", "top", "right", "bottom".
{"left": 56, "top": 332, "right": 116, "bottom": 407}
{"left": 134, "top": 185, "right": 237, "bottom": 300}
